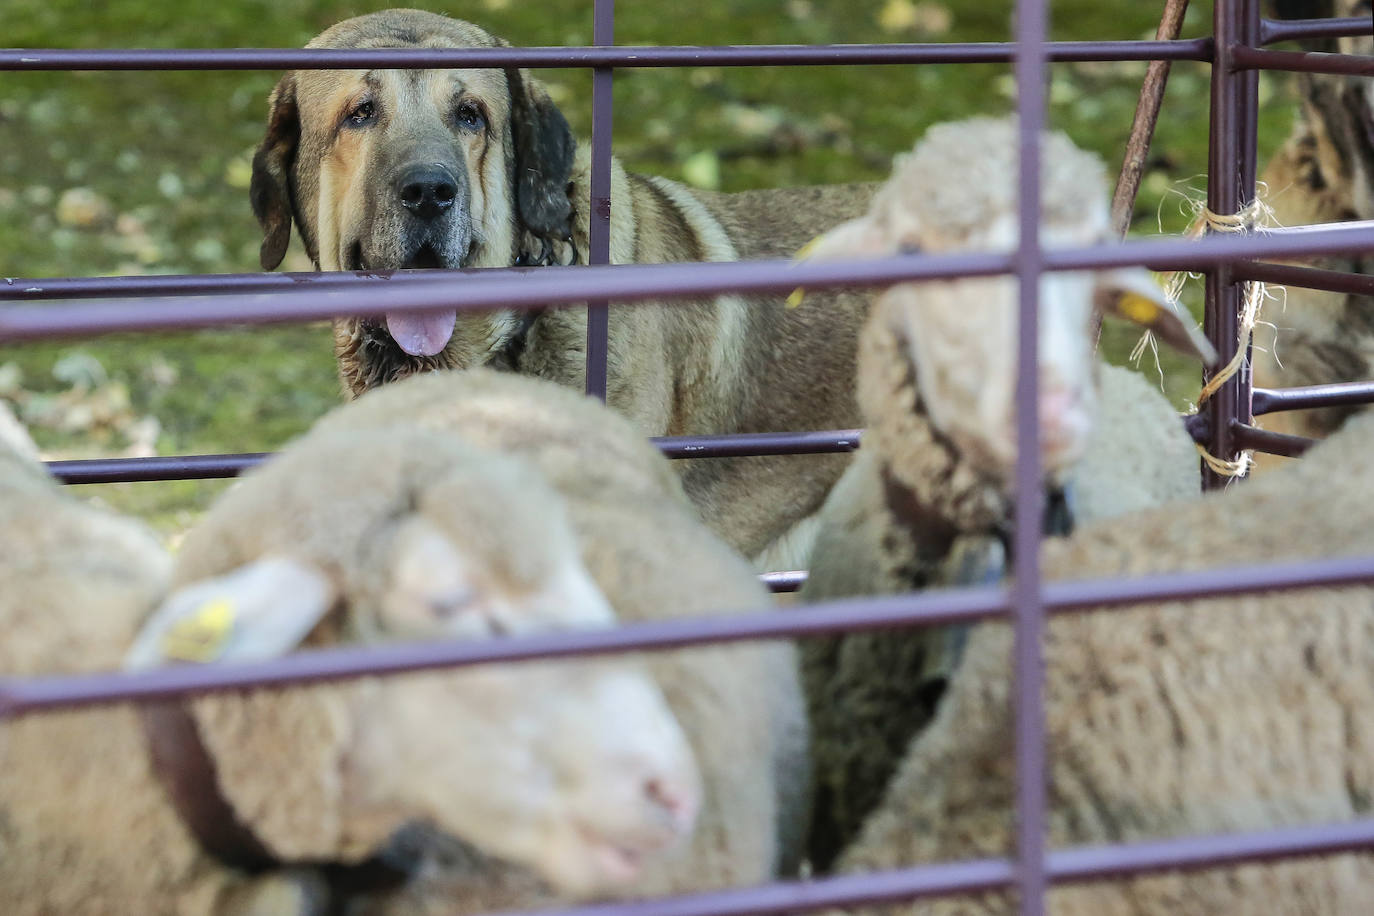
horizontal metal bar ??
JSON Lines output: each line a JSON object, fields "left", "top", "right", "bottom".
{"left": 0, "top": 585, "right": 1011, "bottom": 716}
{"left": 760, "top": 571, "right": 807, "bottom": 593}
{"left": 1260, "top": 16, "right": 1374, "bottom": 46}
{"left": 9, "top": 253, "right": 1367, "bottom": 307}
{"left": 8, "top": 554, "right": 1374, "bottom": 716}
{"left": 1050, "top": 818, "right": 1374, "bottom": 884}
{"left": 45, "top": 430, "right": 864, "bottom": 484}
{"left": 650, "top": 428, "right": 861, "bottom": 458}
{"left": 483, "top": 859, "right": 1019, "bottom": 916}
{"left": 6, "top": 223, "right": 1374, "bottom": 343}
{"left": 1252, "top": 382, "right": 1374, "bottom": 416}
{"left": 0, "top": 40, "right": 1214, "bottom": 72}
{"left": 0, "top": 268, "right": 464, "bottom": 301}
{"left": 1234, "top": 261, "right": 1374, "bottom": 297}
{"left": 1043, "top": 554, "right": 1374, "bottom": 613}
{"left": 486, "top": 819, "right": 1374, "bottom": 916}
{"left": 47, "top": 452, "right": 268, "bottom": 483}
{"left": 1229, "top": 421, "right": 1316, "bottom": 458}
{"left": 1231, "top": 45, "right": 1374, "bottom": 75}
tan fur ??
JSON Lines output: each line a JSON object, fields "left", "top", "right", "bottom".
{"left": 167, "top": 370, "right": 808, "bottom": 912}
{"left": 307, "top": 371, "right": 811, "bottom": 904}
{"left": 834, "top": 407, "right": 1374, "bottom": 915}
{"left": 0, "top": 424, "right": 329, "bottom": 914}
{"left": 795, "top": 118, "right": 1208, "bottom": 870}
{"left": 1250, "top": 0, "right": 1374, "bottom": 469}
{"left": 251, "top": 10, "right": 876, "bottom": 567}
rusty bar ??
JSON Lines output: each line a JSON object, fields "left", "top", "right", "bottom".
{"left": 1252, "top": 381, "right": 1374, "bottom": 415}
{"left": 1011, "top": 0, "right": 1050, "bottom": 908}
{"left": 1232, "top": 45, "right": 1374, "bottom": 75}
{"left": 8, "top": 224, "right": 1374, "bottom": 343}
{"left": 1234, "top": 260, "right": 1374, "bottom": 296}
{"left": 43, "top": 429, "right": 862, "bottom": 484}
{"left": 8, "top": 551, "right": 1374, "bottom": 713}
{"left": 0, "top": 40, "right": 1214, "bottom": 72}
{"left": 1260, "top": 15, "right": 1374, "bottom": 45}
{"left": 1229, "top": 421, "right": 1316, "bottom": 458}
{"left": 585, "top": 0, "right": 614, "bottom": 401}
{"left": 1200, "top": 0, "right": 1257, "bottom": 489}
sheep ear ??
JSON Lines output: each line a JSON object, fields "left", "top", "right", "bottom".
{"left": 802, "top": 217, "right": 891, "bottom": 261}
{"left": 124, "top": 557, "right": 335, "bottom": 670}
{"left": 1095, "top": 267, "right": 1219, "bottom": 367}
{"left": 787, "top": 217, "right": 889, "bottom": 307}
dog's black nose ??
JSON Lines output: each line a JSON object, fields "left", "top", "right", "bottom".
{"left": 398, "top": 166, "right": 459, "bottom": 220}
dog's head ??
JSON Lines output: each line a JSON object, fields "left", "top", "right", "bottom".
{"left": 1270, "top": 1, "right": 1374, "bottom": 220}
{"left": 251, "top": 10, "right": 577, "bottom": 394}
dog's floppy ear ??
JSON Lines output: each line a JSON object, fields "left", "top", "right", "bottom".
{"left": 250, "top": 74, "right": 301, "bottom": 271}
{"left": 504, "top": 66, "right": 576, "bottom": 244}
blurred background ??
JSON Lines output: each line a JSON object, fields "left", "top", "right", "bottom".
{"left": 0, "top": 1, "right": 1302, "bottom": 535}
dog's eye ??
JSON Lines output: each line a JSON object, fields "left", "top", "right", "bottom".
{"left": 455, "top": 100, "right": 486, "bottom": 133}
{"left": 345, "top": 101, "right": 376, "bottom": 128}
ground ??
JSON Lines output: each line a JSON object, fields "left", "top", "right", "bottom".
{"left": 0, "top": 0, "right": 1299, "bottom": 536}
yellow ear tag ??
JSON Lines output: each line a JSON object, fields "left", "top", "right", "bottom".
{"left": 1117, "top": 292, "right": 1163, "bottom": 326}
{"left": 160, "top": 597, "right": 236, "bottom": 663}
{"left": 786, "top": 233, "right": 826, "bottom": 309}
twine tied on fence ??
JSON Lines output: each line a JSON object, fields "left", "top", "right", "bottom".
{"left": 1164, "top": 196, "right": 1275, "bottom": 478}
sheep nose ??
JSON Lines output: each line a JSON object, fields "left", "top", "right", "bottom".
{"left": 397, "top": 166, "right": 459, "bottom": 220}
{"left": 642, "top": 775, "right": 700, "bottom": 835}
{"left": 1038, "top": 382, "right": 1090, "bottom": 466}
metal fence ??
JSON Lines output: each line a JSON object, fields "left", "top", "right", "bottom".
{"left": 2, "top": 1, "right": 1374, "bottom": 915}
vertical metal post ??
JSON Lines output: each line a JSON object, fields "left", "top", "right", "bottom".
{"left": 1202, "top": 0, "right": 1260, "bottom": 488}
{"left": 1011, "top": 0, "right": 1049, "bottom": 912}
{"left": 585, "top": 0, "right": 614, "bottom": 400}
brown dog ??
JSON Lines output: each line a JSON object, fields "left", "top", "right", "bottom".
{"left": 1250, "top": 0, "right": 1373, "bottom": 466}
{"left": 250, "top": 8, "right": 876, "bottom": 567}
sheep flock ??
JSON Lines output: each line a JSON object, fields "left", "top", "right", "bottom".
{"left": 3, "top": 88, "right": 1374, "bottom": 916}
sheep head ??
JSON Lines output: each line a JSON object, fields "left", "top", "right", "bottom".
{"left": 806, "top": 116, "right": 1216, "bottom": 487}
{"left": 126, "top": 430, "right": 702, "bottom": 898}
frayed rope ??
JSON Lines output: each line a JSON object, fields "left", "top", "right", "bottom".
{"left": 1165, "top": 196, "right": 1275, "bottom": 478}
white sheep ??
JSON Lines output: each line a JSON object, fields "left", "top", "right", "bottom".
{"left": 155, "top": 369, "right": 810, "bottom": 914}
{"left": 0, "top": 400, "right": 40, "bottom": 463}
{"left": 835, "top": 404, "right": 1374, "bottom": 915}
{"left": 1249, "top": 4, "right": 1374, "bottom": 462}
{"left": 794, "top": 116, "right": 1214, "bottom": 867}
{"left": 2, "top": 409, "right": 711, "bottom": 913}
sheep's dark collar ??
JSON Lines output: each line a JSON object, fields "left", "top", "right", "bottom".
{"left": 140, "top": 700, "right": 415, "bottom": 896}
{"left": 880, "top": 466, "right": 1074, "bottom": 588}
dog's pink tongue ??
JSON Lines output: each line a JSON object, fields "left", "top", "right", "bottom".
{"left": 385, "top": 310, "right": 457, "bottom": 357}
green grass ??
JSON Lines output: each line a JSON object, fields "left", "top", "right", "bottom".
{"left": 0, "top": 0, "right": 1305, "bottom": 536}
